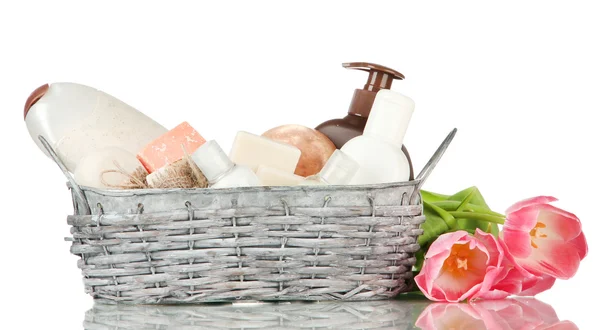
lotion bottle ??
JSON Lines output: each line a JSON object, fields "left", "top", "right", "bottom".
{"left": 24, "top": 82, "right": 167, "bottom": 172}
{"left": 341, "top": 89, "right": 414, "bottom": 185}
{"left": 315, "top": 62, "right": 414, "bottom": 180}
{"left": 191, "top": 140, "right": 260, "bottom": 188}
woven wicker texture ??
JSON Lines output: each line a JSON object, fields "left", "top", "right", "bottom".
{"left": 67, "top": 182, "right": 424, "bottom": 304}
{"left": 85, "top": 300, "right": 426, "bottom": 329}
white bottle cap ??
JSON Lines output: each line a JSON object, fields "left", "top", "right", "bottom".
{"left": 363, "top": 89, "right": 415, "bottom": 146}
{"left": 319, "top": 150, "right": 359, "bottom": 185}
{"left": 191, "top": 140, "right": 234, "bottom": 183}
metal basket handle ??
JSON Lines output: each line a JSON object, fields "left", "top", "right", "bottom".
{"left": 38, "top": 135, "right": 91, "bottom": 215}
{"left": 410, "top": 128, "right": 457, "bottom": 204}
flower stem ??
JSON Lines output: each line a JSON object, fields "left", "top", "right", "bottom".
{"left": 448, "top": 211, "right": 506, "bottom": 225}
{"left": 423, "top": 201, "right": 457, "bottom": 229}
{"left": 456, "top": 188, "right": 476, "bottom": 211}
{"left": 430, "top": 201, "right": 505, "bottom": 218}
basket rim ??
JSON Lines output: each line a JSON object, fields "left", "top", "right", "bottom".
{"left": 68, "top": 179, "right": 423, "bottom": 197}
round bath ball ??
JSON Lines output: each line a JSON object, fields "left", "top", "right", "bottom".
{"left": 262, "top": 124, "right": 337, "bottom": 177}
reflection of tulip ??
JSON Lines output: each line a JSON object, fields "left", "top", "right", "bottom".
{"left": 415, "top": 229, "right": 526, "bottom": 302}
{"left": 416, "top": 298, "right": 578, "bottom": 330}
{"left": 502, "top": 196, "right": 588, "bottom": 279}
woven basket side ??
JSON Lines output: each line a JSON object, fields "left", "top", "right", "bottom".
{"left": 68, "top": 183, "right": 424, "bottom": 303}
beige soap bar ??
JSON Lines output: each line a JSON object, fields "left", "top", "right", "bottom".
{"left": 256, "top": 165, "right": 306, "bottom": 186}
{"left": 229, "top": 131, "right": 301, "bottom": 173}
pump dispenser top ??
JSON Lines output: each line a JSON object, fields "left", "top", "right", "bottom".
{"left": 315, "top": 62, "right": 414, "bottom": 180}
{"left": 344, "top": 62, "right": 405, "bottom": 117}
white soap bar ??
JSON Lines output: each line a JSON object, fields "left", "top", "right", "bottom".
{"left": 229, "top": 131, "right": 301, "bottom": 173}
{"left": 256, "top": 166, "right": 305, "bottom": 186}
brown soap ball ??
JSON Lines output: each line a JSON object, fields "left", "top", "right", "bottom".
{"left": 262, "top": 124, "right": 337, "bottom": 177}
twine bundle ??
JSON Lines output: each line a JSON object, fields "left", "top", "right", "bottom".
{"left": 101, "top": 146, "right": 208, "bottom": 189}
{"left": 146, "top": 157, "right": 208, "bottom": 189}
{"left": 101, "top": 163, "right": 150, "bottom": 189}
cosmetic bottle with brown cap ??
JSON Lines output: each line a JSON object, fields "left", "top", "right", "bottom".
{"left": 24, "top": 82, "right": 167, "bottom": 173}
{"left": 315, "top": 62, "right": 414, "bottom": 180}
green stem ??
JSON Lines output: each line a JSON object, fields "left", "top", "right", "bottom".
{"left": 448, "top": 211, "right": 506, "bottom": 225}
{"left": 456, "top": 189, "right": 475, "bottom": 211}
{"left": 423, "top": 201, "right": 457, "bottom": 229}
{"left": 429, "top": 201, "right": 505, "bottom": 218}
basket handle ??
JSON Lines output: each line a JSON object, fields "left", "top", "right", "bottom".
{"left": 410, "top": 128, "right": 457, "bottom": 204}
{"left": 38, "top": 135, "right": 91, "bottom": 215}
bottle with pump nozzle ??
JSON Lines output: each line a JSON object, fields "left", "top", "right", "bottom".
{"left": 315, "top": 62, "right": 414, "bottom": 180}
{"left": 300, "top": 150, "right": 359, "bottom": 186}
{"left": 191, "top": 140, "right": 260, "bottom": 189}
{"left": 341, "top": 89, "right": 414, "bottom": 185}
{"left": 24, "top": 82, "right": 168, "bottom": 173}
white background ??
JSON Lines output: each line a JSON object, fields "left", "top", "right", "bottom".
{"left": 1, "top": 1, "right": 598, "bottom": 328}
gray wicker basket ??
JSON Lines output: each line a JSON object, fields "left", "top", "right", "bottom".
{"left": 40, "top": 129, "right": 455, "bottom": 304}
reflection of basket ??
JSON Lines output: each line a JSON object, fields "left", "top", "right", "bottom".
{"left": 40, "top": 130, "right": 454, "bottom": 304}
{"left": 85, "top": 300, "right": 427, "bottom": 329}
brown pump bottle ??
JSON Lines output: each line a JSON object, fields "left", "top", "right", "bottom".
{"left": 315, "top": 62, "right": 414, "bottom": 180}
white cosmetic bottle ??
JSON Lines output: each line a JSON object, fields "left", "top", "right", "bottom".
{"left": 24, "top": 82, "right": 167, "bottom": 172}
{"left": 300, "top": 150, "right": 359, "bottom": 186}
{"left": 341, "top": 89, "right": 415, "bottom": 184}
{"left": 191, "top": 140, "right": 260, "bottom": 188}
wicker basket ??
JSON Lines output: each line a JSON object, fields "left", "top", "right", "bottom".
{"left": 40, "top": 130, "right": 454, "bottom": 304}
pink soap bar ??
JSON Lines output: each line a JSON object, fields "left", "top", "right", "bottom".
{"left": 137, "top": 121, "right": 206, "bottom": 173}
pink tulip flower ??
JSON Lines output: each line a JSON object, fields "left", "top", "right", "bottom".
{"left": 415, "top": 229, "right": 526, "bottom": 302}
{"left": 502, "top": 196, "right": 588, "bottom": 279}
{"left": 497, "top": 239, "right": 557, "bottom": 296}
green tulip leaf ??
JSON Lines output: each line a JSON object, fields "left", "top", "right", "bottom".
{"left": 418, "top": 207, "right": 449, "bottom": 247}
{"left": 448, "top": 187, "right": 503, "bottom": 236}
{"left": 448, "top": 186, "right": 491, "bottom": 210}
{"left": 420, "top": 190, "right": 450, "bottom": 203}
{"left": 456, "top": 188, "right": 476, "bottom": 211}
{"left": 413, "top": 249, "right": 425, "bottom": 274}
{"left": 456, "top": 217, "right": 499, "bottom": 234}
{"left": 426, "top": 201, "right": 505, "bottom": 218}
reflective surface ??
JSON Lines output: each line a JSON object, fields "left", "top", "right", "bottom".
{"left": 84, "top": 297, "right": 577, "bottom": 329}
{"left": 416, "top": 299, "right": 578, "bottom": 330}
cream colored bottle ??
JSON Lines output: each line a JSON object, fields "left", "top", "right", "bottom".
{"left": 24, "top": 82, "right": 167, "bottom": 172}
{"left": 341, "top": 89, "right": 415, "bottom": 184}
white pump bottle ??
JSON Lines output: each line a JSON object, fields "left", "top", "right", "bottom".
{"left": 340, "top": 89, "right": 415, "bottom": 184}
